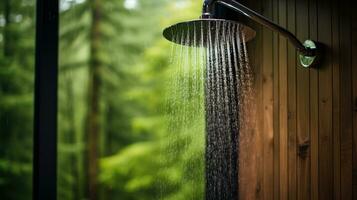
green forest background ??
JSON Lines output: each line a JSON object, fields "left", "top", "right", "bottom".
{"left": 0, "top": 0, "right": 206, "bottom": 199}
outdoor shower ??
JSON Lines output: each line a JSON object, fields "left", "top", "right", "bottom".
{"left": 163, "top": 0, "right": 322, "bottom": 68}
{"left": 162, "top": 0, "right": 322, "bottom": 199}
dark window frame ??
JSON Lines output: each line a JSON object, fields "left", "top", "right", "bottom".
{"left": 33, "top": 0, "right": 59, "bottom": 199}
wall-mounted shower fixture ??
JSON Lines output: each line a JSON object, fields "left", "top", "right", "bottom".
{"left": 163, "top": 0, "right": 322, "bottom": 68}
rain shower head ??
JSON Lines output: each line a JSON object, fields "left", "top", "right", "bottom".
{"left": 163, "top": 19, "right": 256, "bottom": 47}
{"left": 162, "top": 0, "right": 322, "bottom": 68}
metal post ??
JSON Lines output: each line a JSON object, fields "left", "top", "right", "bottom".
{"left": 33, "top": 0, "right": 59, "bottom": 199}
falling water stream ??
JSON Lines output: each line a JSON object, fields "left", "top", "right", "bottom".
{"left": 165, "top": 21, "right": 257, "bottom": 200}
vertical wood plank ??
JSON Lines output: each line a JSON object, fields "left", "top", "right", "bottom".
{"left": 262, "top": 0, "right": 274, "bottom": 198}
{"left": 317, "top": 0, "right": 333, "bottom": 198}
{"left": 278, "top": 0, "right": 288, "bottom": 199}
{"left": 296, "top": 0, "right": 311, "bottom": 199}
{"left": 287, "top": 0, "right": 297, "bottom": 199}
{"left": 340, "top": 0, "right": 353, "bottom": 199}
{"left": 331, "top": 0, "right": 341, "bottom": 199}
{"left": 253, "top": 0, "right": 265, "bottom": 198}
{"left": 272, "top": 0, "right": 280, "bottom": 199}
{"left": 308, "top": 0, "right": 319, "bottom": 199}
{"left": 353, "top": 0, "right": 357, "bottom": 197}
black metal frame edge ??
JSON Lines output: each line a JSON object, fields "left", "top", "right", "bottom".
{"left": 33, "top": 0, "right": 59, "bottom": 199}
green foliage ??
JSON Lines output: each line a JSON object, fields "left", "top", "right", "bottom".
{"left": 0, "top": 0, "right": 35, "bottom": 199}
{"left": 1, "top": 0, "right": 206, "bottom": 199}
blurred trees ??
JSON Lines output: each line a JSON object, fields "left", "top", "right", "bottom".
{"left": 0, "top": 0, "right": 205, "bottom": 199}
{"left": 59, "top": 0, "right": 206, "bottom": 199}
{"left": 59, "top": 0, "right": 174, "bottom": 199}
{"left": 0, "top": 0, "right": 35, "bottom": 199}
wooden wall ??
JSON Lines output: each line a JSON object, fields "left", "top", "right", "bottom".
{"left": 241, "top": 0, "right": 356, "bottom": 199}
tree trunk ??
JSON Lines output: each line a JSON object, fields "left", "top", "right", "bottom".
{"left": 85, "top": 0, "right": 102, "bottom": 199}
{"left": 65, "top": 77, "right": 81, "bottom": 200}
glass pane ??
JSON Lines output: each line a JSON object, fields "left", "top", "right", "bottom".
{"left": 58, "top": 0, "right": 205, "bottom": 199}
{"left": 0, "top": 0, "right": 36, "bottom": 199}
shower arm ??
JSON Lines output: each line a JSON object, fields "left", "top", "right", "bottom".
{"left": 202, "top": 0, "right": 316, "bottom": 57}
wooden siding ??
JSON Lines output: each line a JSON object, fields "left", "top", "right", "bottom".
{"left": 241, "top": 0, "right": 356, "bottom": 199}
